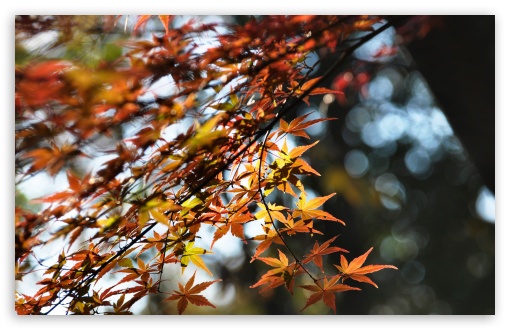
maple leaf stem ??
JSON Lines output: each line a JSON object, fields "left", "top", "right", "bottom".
{"left": 256, "top": 130, "right": 319, "bottom": 284}
{"left": 228, "top": 191, "right": 259, "bottom": 217}
{"left": 157, "top": 215, "right": 173, "bottom": 293}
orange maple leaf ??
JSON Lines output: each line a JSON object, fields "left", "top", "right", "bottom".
{"left": 132, "top": 15, "right": 173, "bottom": 35}
{"left": 292, "top": 192, "right": 345, "bottom": 226}
{"left": 301, "top": 275, "right": 360, "bottom": 313}
{"left": 302, "top": 236, "right": 348, "bottom": 272}
{"left": 165, "top": 271, "right": 220, "bottom": 314}
{"left": 250, "top": 249, "right": 303, "bottom": 294}
{"left": 279, "top": 213, "right": 324, "bottom": 236}
{"left": 278, "top": 113, "right": 335, "bottom": 140}
{"left": 248, "top": 228, "right": 285, "bottom": 262}
{"left": 334, "top": 247, "right": 397, "bottom": 288}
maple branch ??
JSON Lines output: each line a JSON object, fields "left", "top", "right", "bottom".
{"left": 256, "top": 129, "right": 319, "bottom": 284}
{"left": 123, "top": 16, "right": 369, "bottom": 191}
{"left": 41, "top": 217, "right": 166, "bottom": 315}
{"left": 40, "top": 17, "right": 405, "bottom": 314}
{"left": 157, "top": 217, "right": 173, "bottom": 293}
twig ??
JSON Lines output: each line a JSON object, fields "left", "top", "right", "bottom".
{"left": 256, "top": 130, "right": 319, "bottom": 284}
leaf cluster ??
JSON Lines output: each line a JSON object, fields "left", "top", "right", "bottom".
{"left": 15, "top": 15, "right": 397, "bottom": 315}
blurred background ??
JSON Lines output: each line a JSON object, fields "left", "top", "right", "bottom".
{"left": 15, "top": 15, "right": 495, "bottom": 315}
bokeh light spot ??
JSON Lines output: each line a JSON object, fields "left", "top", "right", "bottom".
{"left": 344, "top": 150, "right": 369, "bottom": 178}
{"left": 378, "top": 112, "right": 408, "bottom": 141}
{"left": 466, "top": 253, "right": 491, "bottom": 278}
{"left": 405, "top": 148, "right": 431, "bottom": 175}
{"left": 476, "top": 187, "right": 495, "bottom": 223}
{"left": 411, "top": 285, "right": 436, "bottom": 309}
{"left": 368, "top": 76, "right": 394, "bottom": 101}
{"left": 401, "top": 260, "right": 426, "bottom": 284}
{"left": 361, "top": 122, "right": 386, "bottom": 148}
{"left": 346, "top": 105, "right": 371, "bottom": 132}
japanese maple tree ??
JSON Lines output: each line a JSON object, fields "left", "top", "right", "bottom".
{"left": 15, "top": 15, "right": 406, "bottom": 315}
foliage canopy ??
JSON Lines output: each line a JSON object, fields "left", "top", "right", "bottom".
{"left": 14, "top": 15, "right": 406, "bottom": 315}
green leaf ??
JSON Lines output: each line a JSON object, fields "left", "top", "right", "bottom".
{"left": 230, "top": 94, "right": 239, "bottom": 106}
{"left": 103, "top": 43, "right": 122, "bottom": 62}
{"left": 118, "top": 258, "right": 133, "bottom": 268}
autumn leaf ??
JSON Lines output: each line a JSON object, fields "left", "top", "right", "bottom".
{"left": 180, "top": 242, "right": 213, "bottom": 276}
{"left": 298, "top": 76, "right": 322, "bottom": 93}
{"left": 334, "top": 247, "right": 398, "bottom": 288}
{"left": 278, "top": 113, "right": 336, "bottom": 139}
{"left": 302, "top": 236, "right": 348, "bottom": 272}
{"left": 211, "top": 211, "right": 251, "bottom": 247}
{"left": 133, "top": 15, "right": 151, "bottom": 32}
{"left": 265, "top": 139, "right": 320, "bottom": 197}
{"left": 255, "top": 249, "right": 289, "bottom": 274}
{"left": 165, "top": 271, "right": 220, "bottom": 314}
{"left": 22, "top": 143, "right": 87, "bottom": 176}
{"left": 288, "top": 140, "right": 319, "bottom": 159}
{"left": 300, "top": 275, "right": 360, "bottom": 313}
{"left": 292, "top": 192, "right": 345, "bottom": 226}
{"left": 183, "top": 114, "right": 228, "bottom": 153}
{"left": 248, "top": 228, "right": 285, "bottom": 261}
{"left": 158, "top": 15, "right": 173, "bottom": 35}
{"left": 278, "top": 213, "right": 324, "bottom": 236}
{"left": 308, "top": 87, "right": 344, "bottom": 96}
{"left": 15, "top": 15, "right": 396, "bottom": 315}
{"left": 250, "top": 249, "right": 303, "bottom": 294}
{"left": 254, "top": 202, "right": 287, "bottom": 226}
{"left": 138, "top": 197, "right": 182, "bottom": 228}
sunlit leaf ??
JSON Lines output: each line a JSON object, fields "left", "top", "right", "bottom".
{"left": 164, "top": 271, "right": 220, "bottom": 314}
{"left": 334, "top": 247, "right": 398, "bottom": 288}
{"left": 301, "top": 275, "right": 360, "bottom": 313}
{"left": 180, "top": 242, "right": 213, "bottom": 276}
{"left": 293, "top": 192, "right": 345, "bottom": 225}
{"left": 118, "top": 258, "right": 133, "bottom": 268}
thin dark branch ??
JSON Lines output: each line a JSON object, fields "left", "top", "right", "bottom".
{"left": 157, "top": 217, "right": 172, "bottom": 292}
{"left": 256, "top": 130, "right": 319, "bottom": 284}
